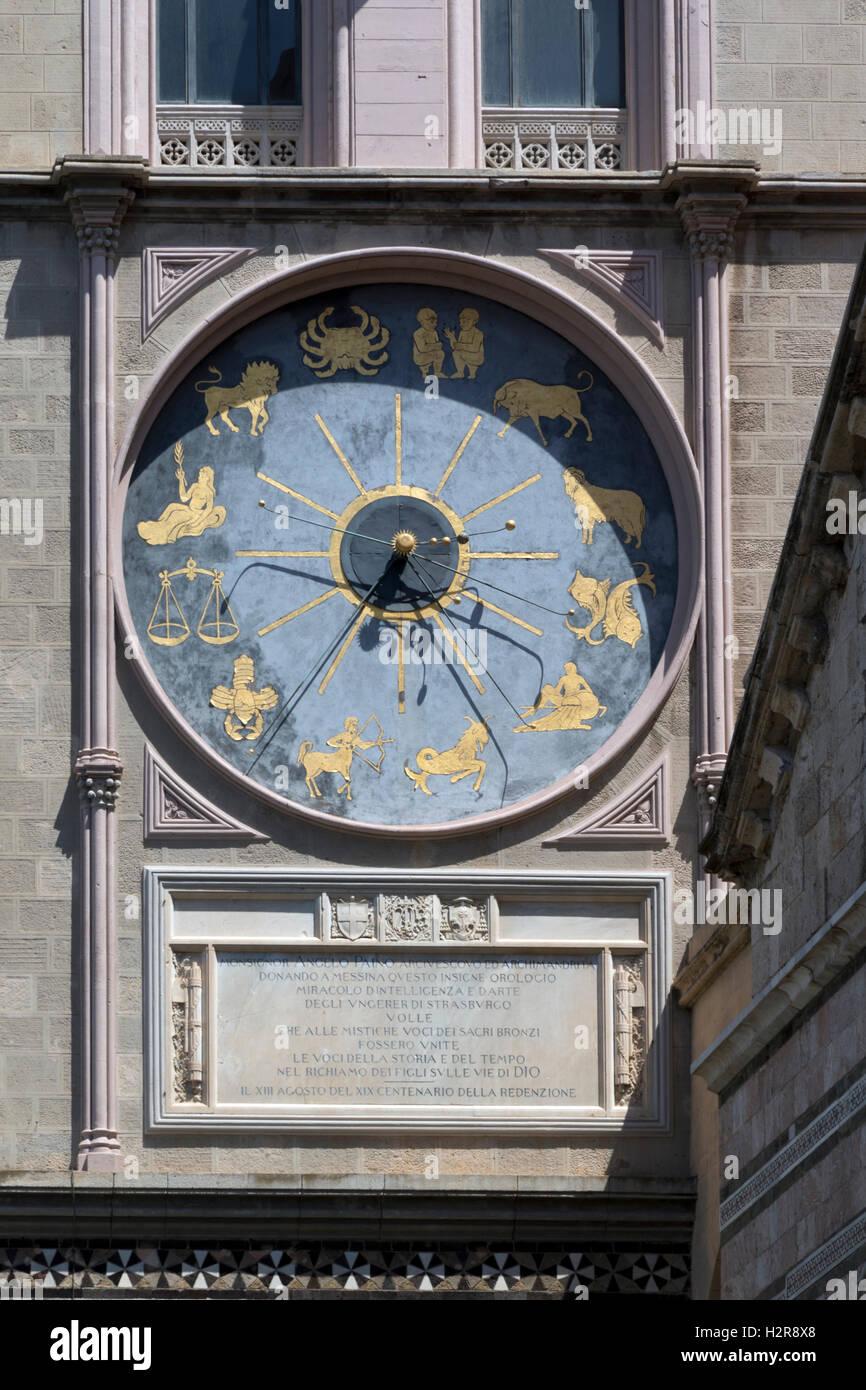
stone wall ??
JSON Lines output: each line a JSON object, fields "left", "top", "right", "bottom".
{"left": 0, "top": 0, "right": 82, "bottom": 168}
{"left": 714, "top": 0, "right": 866, "bottom": 174}
{"left": 0, "top": 217, "right": 77, "bottom": 1171}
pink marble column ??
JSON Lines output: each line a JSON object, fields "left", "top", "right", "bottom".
{"left": 665, "top": 164, "right": 758, "bottom": 864}
{"left": 56, "top": 159, "right": 146, "bottom": 1171}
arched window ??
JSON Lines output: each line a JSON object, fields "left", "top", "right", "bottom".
{"left": 481, "top": 0, "right": 626, "bottom": 172}
{"left": 157, "top": 0, "right": 301, "bottom": 106}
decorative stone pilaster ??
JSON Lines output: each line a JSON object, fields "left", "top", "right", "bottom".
{"left": 53, "top": 156, "right": 147, "bottom": 1173}
{"left": 663, "top": 162, "right": 758, "bottom": 881}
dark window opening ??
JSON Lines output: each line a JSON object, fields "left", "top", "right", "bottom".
{"left": 157, "top": 0, "right": 302, "bottom": 106}
{"left": 482, "top": 0, "right": 624, "bottom": 109}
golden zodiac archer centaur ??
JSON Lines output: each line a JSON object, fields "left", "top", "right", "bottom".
{"left": 404, "top": 718, "right": 489, "bottom": 795}
{"left": 137, "top": 442, "right": 226, "bottom": 546}
{"left": 195, "top": 360, "right": 280, "bottom": 437}
{"left": 493, "top": 375, "right": 594, "bottom": 446}
{"left": 298, "top": 716, "right": 394, "bottom": 801}
{"left": 515, "top": 663, "right": 606, "bottom": 733}
{"left": 563, "top": 466, "right": 646, "bottom": 548}
{"left": 567, "top": 564, "right": 657, "bottom": 649}
{"left": 210, "top": 655, "right": 278, "bottom": 744}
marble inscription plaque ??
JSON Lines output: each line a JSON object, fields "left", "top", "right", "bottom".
{"left": 216, "top": 953, "right": 600, "bottom": 1109}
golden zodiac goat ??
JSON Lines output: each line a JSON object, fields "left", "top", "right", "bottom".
{"left": 404, "top": 718, "right": 489, "bottom": 795}
{"left": 563, "top": 466, "right": 646, "bottom": 547}
{"left": 195, "top": 361, "right": 280, "bottom": 437}
{"left": 566, "top": 564, "right": 657, "bottom": 649}
{"left": 493, "top": 375, "right": 594, "bottom": 446}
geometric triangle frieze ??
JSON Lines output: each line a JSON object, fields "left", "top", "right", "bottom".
{"left": 142, "top": 247, "right": 258, "bottom": 340}
{"left": 143, "top": 744, "right": 267, "bottom": 842}
{"left": 544, "top": 753, "right": 670, "bottom": 847}
{"left": 538, "top": 248, "right": 664, "bottom": 347}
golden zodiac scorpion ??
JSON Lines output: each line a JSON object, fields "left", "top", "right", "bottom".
{"left": 195, "top": 361, "right": 280, "bottom": 437}
{"left": 566, "top": 565, "right": 657, "bottom": 649}
{"left": 210, "top": 655, "right": 278, "bottom": 745}
{"left": 404, "top": 718, "right": 489, "bottom": 795}
{"left": 494, "top": 376, "right": 594, "bottom": 446}
{"left": 298, "top": 715, "right": 394, "bottom": 801}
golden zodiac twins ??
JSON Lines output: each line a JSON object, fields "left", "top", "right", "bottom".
{"left": 413, "top": 307, "right": 486, "bottom": 380}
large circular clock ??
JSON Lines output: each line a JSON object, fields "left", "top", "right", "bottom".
{"left": 121, "top": 280, "right": 682, "bottom": 833}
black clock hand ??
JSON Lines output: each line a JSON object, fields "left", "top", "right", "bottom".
{"left": 404, "top": 556, "right": 537, "bottom": 732}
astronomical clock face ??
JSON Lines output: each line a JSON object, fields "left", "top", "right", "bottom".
{"left": 122, "top": 283, "right": 679, "bottom": 831}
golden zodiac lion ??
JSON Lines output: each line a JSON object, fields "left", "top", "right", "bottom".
{"left": 493, "top": 375, "right": 594, "bottom": 446}
{"left": 194, "top": 360, "right": 280, "bottom": 437}
{"left": 563, "top": 466, "right": 646, "bottom": 547}
{"left": 566, "top": 564, "right": 657, "bottom": 648}
{"left": 404, "top": 718, "right": 489, "bottom": 795}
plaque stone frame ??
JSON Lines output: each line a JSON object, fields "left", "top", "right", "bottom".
{"left": 143, "top": 869, "right": 672, "bottom": 1136}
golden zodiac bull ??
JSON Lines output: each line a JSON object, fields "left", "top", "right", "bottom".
{"left": 404, "top": 718, "right": 489, "bottom": 795}
{"left": 195, "top": 361, "right": 280, "bottom": 438}
{"left": 493, "top": 375, "right": 594, "bottom": 446}
{"left": 566, "top": 564, "right": 657, "bottom": 648}
{"left": 563, "top": 466, "right": 646, "bottom": 547}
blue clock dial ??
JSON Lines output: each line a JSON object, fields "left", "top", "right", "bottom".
{"left": 122, "top": 283, "right": 678, "bottom": 829}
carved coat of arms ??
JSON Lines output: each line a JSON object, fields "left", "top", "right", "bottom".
{"left": 332, "top": 896, "right": 375, "bottom": 941}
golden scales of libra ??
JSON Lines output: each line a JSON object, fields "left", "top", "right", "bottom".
{"left": 146, "top": 556, "right": 239, "bottom": 647}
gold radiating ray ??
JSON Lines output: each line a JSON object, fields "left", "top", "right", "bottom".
{"left": 257, "top": 470, "right": 339, "bottom": 520}
{"left": 435, "top": 415, "right": 483, "bottom": 496}
{"left": 395, "top": 393, "right": 403, "bottom": 486}
{"left": 463, "top": 590, "right": 543, "bottom": 637}
{"left": 315, "top": 415, "right": 366, "bottom": 495}
{"left": 237, "top": 550, "right": 330, "bottom": 558}
{"left": 258, "top": 587, "right": 341, "bottom": 637}
{"left": 463, "top": 473, "right": 541, "bottom": 522}
{"left": 318, "top": 608, "right": 368, "bottom": 695}
{"left": 432, "top": 612, "right": 485, "bottom": 694}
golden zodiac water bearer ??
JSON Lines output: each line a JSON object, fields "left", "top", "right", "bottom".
{"left": 515, "top": 663, "right": 606, "bottom": 733}
{"left": 567, "top": 564, "right": 657, "bottom": 649}
{"left": 298, "top": 715, "right": 394, "bottom": 801}
{"left": 137, "top": 443, "right": 226, "bottom": 546}
{"left": 210, "top": 655, "right": 278, "bottom": 745}
{"left": 404, "top": 718, "right": 489, "bottom": 795}
{"left": 195, "top": 360, "right": 280, "bottom": 436}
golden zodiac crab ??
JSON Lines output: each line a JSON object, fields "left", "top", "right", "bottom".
{"left": 300, "top": 305, "right": 391, "bottom": 378}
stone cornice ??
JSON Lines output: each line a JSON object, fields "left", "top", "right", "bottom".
{"left": 692, "top": 880, "right": 866, "bottom": 1094}
{"left": 51, "top": 155, "right": 149, "bottom": 256}
{"left": 662, "top": 160, "right": 759, "bottom": 261}
{"left": 703, "top": 248, "right": 866, "bottom": 881}
{"left": 674, "top": 918, "right": 750, "bottom": 1010}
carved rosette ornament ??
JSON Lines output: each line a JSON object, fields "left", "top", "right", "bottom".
{"left": 171, "top": 953, "right": 204, "bottom": 1104}
{"left": 613, "top": 960, "right": 646, "bottom": 1106}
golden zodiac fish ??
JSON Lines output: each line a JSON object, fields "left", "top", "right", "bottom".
{"left": 210, "top": 655, "right": 278, "bottom": 744}
{"left": 298, "top": 715, "right": 394, "bottom": 801}
{"left": 137, "top": 442, "right": 226, "bottom": 546}
{"left": 563, "top": 466, "right": 646, "bottom": 548}
{"left": 147, "top": 556, "right": 239, "bottom": 647}
{"left": 445, "top": 308, "right": 485, "bottom": 379}
{"left": 195, "top": 361, "right": 280, "bottom": 437}
{"left": 566, "top": 564, "right": 657, "bottom": 649}
{"left": 412, "top": 307, "right": 446, "bottom": 378}
{"left": 493, "top": 375, "right": 594, "bottom": 446}
{"left": 515, "top": 663, "right": 606, "bottom": 733}
{"left": 404, "top": 718, "right": 489, "bottom": 795}
{"left": 300, "top": 305, "right": 390, "bottom": 378}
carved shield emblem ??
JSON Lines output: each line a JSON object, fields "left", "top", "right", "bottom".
{"left": 448, "top": 902, "right": 479, "bottom": 937}
{"left": 333, "top": 897, "right": 373, "bottom": 941}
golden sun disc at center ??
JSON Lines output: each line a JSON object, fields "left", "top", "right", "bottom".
{"left": 391, "top": 529, "right": 418, "bottom": 556}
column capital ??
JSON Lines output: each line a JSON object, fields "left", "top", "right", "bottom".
{"left": 75, "top": 749, "right": 124, "bottom": 811}
{"left": 51, "top": 156, "right": 148, "bottom": 258}
{"left": 662, "top": 160, "right": 759, "bottom": 263}
{"left": 693, "top": 755, "right": 728, "bottom": 818}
